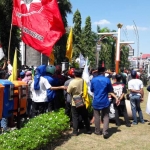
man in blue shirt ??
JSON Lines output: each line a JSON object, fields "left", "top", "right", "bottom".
{"left": 91, "top": 67, "right": 113, "bottom": 139}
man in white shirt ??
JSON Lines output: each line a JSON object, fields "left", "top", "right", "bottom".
{"left": 128, "top": 70, "right": 144, "bottom": 125}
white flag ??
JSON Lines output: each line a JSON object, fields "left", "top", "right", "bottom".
{"left": 0, "top": 45, "right": 5, "bottom": 60}
{"left": 82, "top": 57, "right": 93, "bottom": 96}
{"left": 79, "top": 53, "right": 85, "bottom": 68}
{"left": 146, "top": 93, "right": 150, "bottom": 115}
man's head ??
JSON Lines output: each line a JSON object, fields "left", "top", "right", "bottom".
{"left": 98, "top": 66, "right": 106, "bottom": 74}
{"left": 131, "top": 70, "right": 137, "bottom": 79}
{"left": 74, "top": 68, "right": 83, "bottom": 78}
{"left": 115, "top": 74, "right": 122, "bottom": 82}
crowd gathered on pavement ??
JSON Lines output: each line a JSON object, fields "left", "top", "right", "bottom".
{"left": 0, "top": 58, "right": 148, "bottom": 139}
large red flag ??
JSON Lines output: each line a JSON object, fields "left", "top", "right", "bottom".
{"left": 12, "top": 0, "right": 65, "bottom": 56}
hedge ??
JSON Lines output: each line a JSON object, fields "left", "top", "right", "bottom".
{"left": 0, "top": 109, "right": 69, "bottom": 150}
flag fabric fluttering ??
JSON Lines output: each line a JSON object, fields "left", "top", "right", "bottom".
{"left": 79, "top": 53, "right": 85, "bottom": 68}
{"left": 82, "top": 57, "right": 93, "bottom": 96}
{"left": 0, "top": 44, "right": 5, "bottom": 60}
{"left": 66, "top": 27, "right": 73, "bottom": 62}
{"left": 49, "top": 50, "right": 55, "bottom": 65}
{"left": 8, "top": 49, "right": 17, "bottom": 81}
{"left": 12, "top": 0, "right": 65, "bottom": 57}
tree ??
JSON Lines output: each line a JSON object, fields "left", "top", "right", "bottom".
{"left": 73, "top": 9, "right": 82, "bottom": 58}
{"left": 82, "top": 16, "right": 96, "bottom": 67}
{"left": 54, "top": 0, "right": 72, "bottom": 64}
{"left": 0, "top": 0, "right": 20, "bottom": 64}
{"left": 97, "top": 27, "right": 116, "bottom": 70}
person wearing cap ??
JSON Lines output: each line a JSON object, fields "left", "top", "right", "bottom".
{"left": 128, "top": 70, "right": 145, "bottom": 125}
{"left": 90, "top": 66, "right": 116, "bottom": 139}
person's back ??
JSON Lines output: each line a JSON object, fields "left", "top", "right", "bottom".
{"left": 128, "top": 70, "right": 144, "bottom": 125}
{"left": 128, "top": 78, "right": 143, "bottom": 96}
{"left": 91, "top": 74, "right": 112, "bottom": 109}
{"left": 90, "top": 67, "right": 113, "bottom": 138}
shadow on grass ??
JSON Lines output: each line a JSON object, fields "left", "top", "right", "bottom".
{"left": 107, "top": 127, "right": 121, "bottom": 138}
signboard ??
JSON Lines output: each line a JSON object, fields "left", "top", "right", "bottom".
{"left": 129, "top": 49, "right": 134, "bottom": 56}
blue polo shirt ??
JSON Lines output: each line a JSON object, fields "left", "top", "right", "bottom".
{"left": 91, "top": 75, "right": 113, "bottom": 110}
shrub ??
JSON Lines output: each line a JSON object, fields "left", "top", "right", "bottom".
{"left": 0, "top": 109, "right": 69, "bottom": 150}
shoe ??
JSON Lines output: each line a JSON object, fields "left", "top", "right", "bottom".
{"left": 71, "top": 132, "right": 78, "bottom": 136}
{"left": 140, "top": 121, "right": 145, "bottom": 124}
{"left": 132, "top": 122, "right": 137, "bottom": 125}
{"left": 103, "top": 134, "right": 109, "bottom": 139}
{"left": 126, "top": 124, "right": 131, "bottom": 127}
{"left": 86, "top": 130, "right": 92, "bottom": 134}
{"left": 116, "top": 124, "right": 121, "bottom": 127}
{"left": 94, "top": 131, "right": 102, "bottom": 135}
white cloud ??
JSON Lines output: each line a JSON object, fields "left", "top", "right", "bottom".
{"left": 126, "top": 25, "right": 148, "bottom": 31}
{"left": 93, "top": 19, "right": 110, "bottom": 25}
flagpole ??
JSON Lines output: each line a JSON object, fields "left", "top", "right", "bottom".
{"left": 8, "top": 23, "right": 13, "bottom": 61}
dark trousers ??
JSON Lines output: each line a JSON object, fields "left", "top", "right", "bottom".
{"left": 114, "top": 104, "right": 130, "bottom": 126}
{"left": 94, "top": 107, "right": 109, "bottom": 135}
{"left": 71, "top": 106, "right": 91, "bottom": 134}
{"left": 65, "top": 101, "right": 71, "bottom": 119}
{"left": 31, "top": 102, "right": 47, "bottom": 118}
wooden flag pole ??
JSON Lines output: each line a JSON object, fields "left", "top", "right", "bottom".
{"left": 8, "top": 23, "right": 13, "bottom": 61}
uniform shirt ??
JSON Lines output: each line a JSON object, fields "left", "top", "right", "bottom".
{"left": 31, "top": 76, "right": 51, "bottom": 102}
{"left": 112, "top": 82, "right": 126, "bottom": 105}
{"left": 91, "top": 75, "right": 113, "bottom": 110}
{"left": 67, "top": 78, "right": 83, "bottom": 106}
{"left": 128, "top": 78, "right": 143, "bottom": 97}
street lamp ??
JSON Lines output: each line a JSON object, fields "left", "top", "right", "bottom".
{"left": 96, "top": 42, "right": 101, "bottom": 68}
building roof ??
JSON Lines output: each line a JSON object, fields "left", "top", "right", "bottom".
{"left": 142, "top": 54, "right": 150, "bottom": 59}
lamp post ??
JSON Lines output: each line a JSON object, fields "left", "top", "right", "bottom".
{"left": 96, "top": 42, "right": 101, "bottom": 68}
{"left": 115, "top": 23, "right": 123, "bottom": 73}
{"left": 97, "top": 24, "right": 134, "bottom": 73}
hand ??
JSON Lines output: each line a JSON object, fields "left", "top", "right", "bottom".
{"left": 140, "top": 98, "right": 144, "bottom": 102}
{"left": 116, "top": 99, "right": 120, "bottom": 106}
{"left": 63, "top": 86, "right": 68, "bottom": 90}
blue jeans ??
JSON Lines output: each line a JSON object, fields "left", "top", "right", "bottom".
{"left": 0, "top": 118, "right": 8, "bottom": 130}
{"left": 130, "top": 95, "right": 144, "bottom": 124}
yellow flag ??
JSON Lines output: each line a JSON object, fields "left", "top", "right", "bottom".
{"left": 66, "top": 27, "right": 73, "bottom": 62}
{"left": 8, "top": 49, "right": 17, "bottom": 81}
{"left": 49, "top": 50, "right": 55, "bottom": 65}
{"left": 82, "top": 80, "right": 90, "bottom": 109}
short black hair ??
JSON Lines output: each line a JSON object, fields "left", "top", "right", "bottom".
{"left": 98, "top": 67, "right": 105, "bottom": 73}
{"left": 131, "top": 70, "right": 137, "bottom": 78}
{"left": 115, "top": 74, "right": 122, "bottom": 82}
{"left": 74, "top": 68, "right": 83, "bottom": 77}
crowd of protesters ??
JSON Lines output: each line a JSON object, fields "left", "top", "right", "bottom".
{"left": 0, "top": 59, "right": 147, "bottom": 139}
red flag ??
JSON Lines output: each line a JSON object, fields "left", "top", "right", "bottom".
{"left": 12, "top": 0, "right": 65, "bottom": 56}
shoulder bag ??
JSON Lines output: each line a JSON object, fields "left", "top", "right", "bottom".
{"left": 73, "top": 79, "right": 85, "bottom": 108}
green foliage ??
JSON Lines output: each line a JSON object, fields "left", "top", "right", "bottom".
{"left": 0, "top": 0, "right": 21, "bottom": 63}
{"left": 54, "top": 0, "right": 72, "bottom": 64}
{"left": 81, "top": 16, "right": 96, "bottom": 67}
{"left": 73, "top": 10, "right": 82, "bottom": 58}
{"left": 0, "top": 109, "right": 69, "bottom": 150}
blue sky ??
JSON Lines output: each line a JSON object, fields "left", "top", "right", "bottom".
{"left": 67, "top": 0, "right": 150, "bottom": 57}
